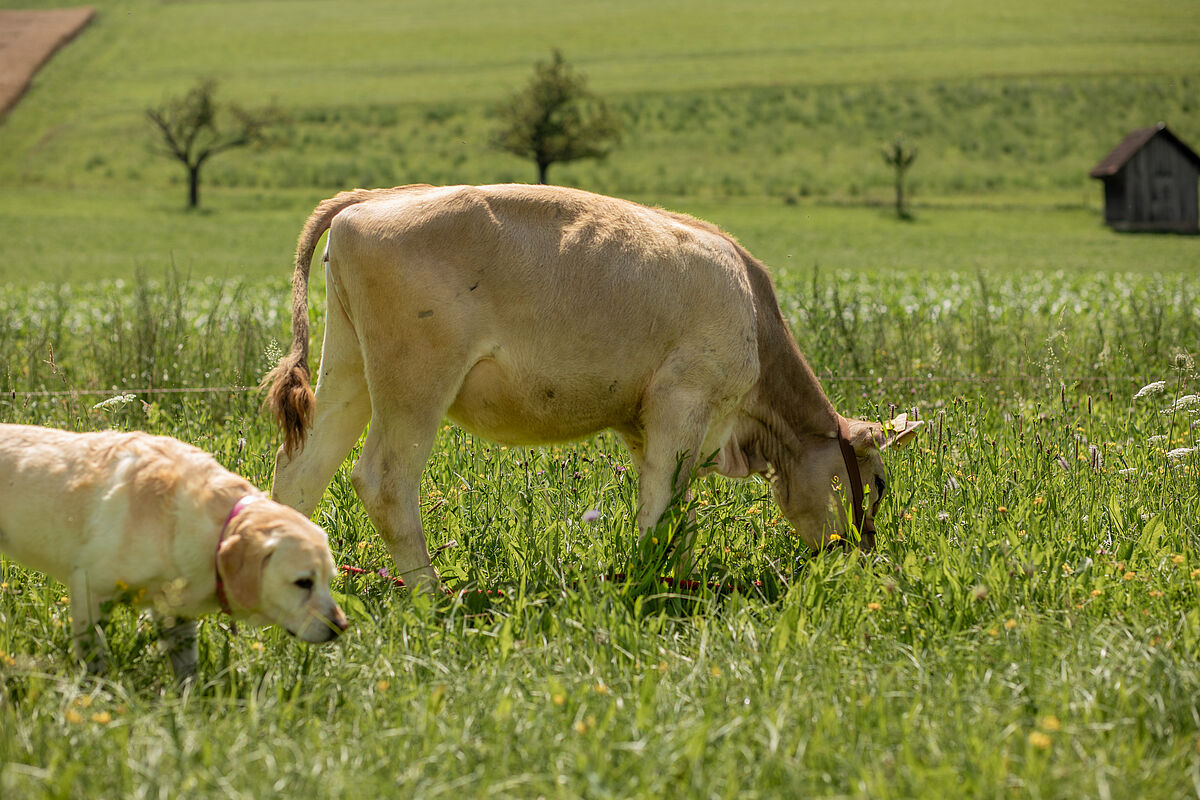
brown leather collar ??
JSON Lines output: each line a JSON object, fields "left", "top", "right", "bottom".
{"left": 835, "top": 418, "right": 866, "bottom": 542}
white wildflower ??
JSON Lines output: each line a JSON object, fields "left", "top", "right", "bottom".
{"left": 1161, "top": 395, "right": 1200, "bottom": 414}
{"left": 581, "top": 509, "right": 601, "bottom": 524}
{"left": 1118, "top": 467, "right": 1138, "bottom": 475}
{"left": 1166, "top": 447, "right": 1195, "bottom": 460}
{"left": 1148, "top": 435, "right": 1168, "bottom": 444}
{"left": 1134, "top": 381, "right": 1166, "bottom": 399}
{"left": 937, "top": 511, "right": 950, "bottom": 523}
{"left": 92, "top": 394, "right": 137, "bottom": 411}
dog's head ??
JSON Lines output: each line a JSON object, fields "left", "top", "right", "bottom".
{"left": 216, "top": 499, "right": 348, "bottom": 642}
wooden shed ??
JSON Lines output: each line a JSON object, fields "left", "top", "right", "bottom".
{"left": 1089, "top": 123, "right": 1200, "bottom": 233}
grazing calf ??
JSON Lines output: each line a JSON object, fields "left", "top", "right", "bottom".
{"left": 0, "top": 424, "right": 348, "bottom": 678}
{"left": 265, "top": 184, "right": 921, "bottom": 591}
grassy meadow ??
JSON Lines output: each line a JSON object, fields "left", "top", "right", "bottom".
{"left": 1, "top": 0, "right": 1199, "bottom": 797}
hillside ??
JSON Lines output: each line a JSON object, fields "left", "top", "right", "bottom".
{"left": 0, "top": 0, "right": 1196, "bottom": 282}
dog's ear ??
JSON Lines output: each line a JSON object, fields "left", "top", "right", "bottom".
{"left": 881, "top": 414, "right": 924, "bottom": 451}
{"left": 217, "top": 531, "right": 276, "bottom": 611}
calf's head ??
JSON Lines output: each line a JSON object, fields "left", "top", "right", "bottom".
{"left": 770, "top": 414, "right": 923, "bottom": 552}
{"left": 217, "top": 501, "right": 348, "bottom": 642}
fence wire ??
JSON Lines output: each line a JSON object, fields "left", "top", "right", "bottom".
{"left": 1, "top": 374, "right": 1158, "bottom": 400}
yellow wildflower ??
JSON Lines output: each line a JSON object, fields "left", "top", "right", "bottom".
{"left": 1028, "top": 731, "right": 1052, "bottom": 749}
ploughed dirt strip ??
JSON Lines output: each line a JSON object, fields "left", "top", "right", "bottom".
{"left": 0, "top": 6, "right": 95, "bottom": 118}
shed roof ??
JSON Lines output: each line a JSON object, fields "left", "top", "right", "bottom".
{"left": 1089, "top": 123, "right": 1200, "bottom": 178}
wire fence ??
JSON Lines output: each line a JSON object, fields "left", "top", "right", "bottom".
{"left": 1, "top": 374, "right": 1160, "bottom": 400}
{"left": 4, "top": 386, "right": 257, "bottom": 399}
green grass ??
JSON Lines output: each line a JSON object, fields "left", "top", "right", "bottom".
{"left": 1, "top": 0, "right": 1199, "bottom": 796}
{"left": 1, "top": 265, "right": 1198, "bottom": 797}
{"left": 2, "top": 194, "right": 1199, "bottom": 284}
{"left": 2, "top": 1, "right": 1198, "bottom": 214}
{"left": 1, "top": 0, "right": 1196, "bottom": 284}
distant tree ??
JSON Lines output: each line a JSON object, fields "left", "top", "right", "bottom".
{"left": 146, "top": 79, "right": 281, "bottom": 209}
{"left": 882, "top": 136, "right": 918, "bottom": 220}
{"left": 492, "top": 50, "right": 622, "bottom": 185}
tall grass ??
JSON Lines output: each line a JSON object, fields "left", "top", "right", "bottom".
{"left": 1, "top": 266, "right": 1198, "bottom": 796}
{"left": 0, "top": 271, "right": 295, "bottom": 430}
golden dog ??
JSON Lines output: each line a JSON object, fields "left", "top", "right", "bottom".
{"left": 0, "top": 424, "right": 347, "bottom": 678}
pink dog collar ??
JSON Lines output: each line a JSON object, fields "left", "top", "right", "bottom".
{"left": 215, "top": 494, "right": 261, "bottom": 617}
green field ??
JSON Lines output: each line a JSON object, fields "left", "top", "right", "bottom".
{"left": 1, "top": 0, "right": 1199, "bottom": 283}
{"left": 1, "top": 1, "right": 1199, "bottom": 797}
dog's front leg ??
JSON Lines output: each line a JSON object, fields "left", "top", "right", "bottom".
{"left": 68, "top": 576, "right": 108, "bottom": 674}
{"left": 161, "top": 616, "right": 199, "bottom": 682}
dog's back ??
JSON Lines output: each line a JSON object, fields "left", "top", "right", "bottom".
{"left": 0, "top": 424, "right": 248, "bottom": 582}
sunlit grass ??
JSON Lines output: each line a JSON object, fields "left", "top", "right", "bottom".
{"left": 1, "top": 269, "right": 1197, "bottom": 796}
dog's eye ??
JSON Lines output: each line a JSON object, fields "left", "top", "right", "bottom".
{"left": 294, "top": 578, "right": 314, "bottom": 591}
{"left": 874, "top": 475, "right": 887, "bottom": 497}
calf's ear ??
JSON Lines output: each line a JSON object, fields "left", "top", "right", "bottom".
{"left": 881, "top": 414, "right": 924, "bottom": 451}
{"left": 843, "top": 414, "right": 925, "bottom": 456}
{"left": 844, "top": 419, "right": 886, "bottom": 456}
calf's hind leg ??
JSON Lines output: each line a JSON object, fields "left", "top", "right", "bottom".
{"left": 272, "top": 273, "right": 372, "bottom": 517}
{"left": 350, "top": 350, "right": 469, "bottom": 594}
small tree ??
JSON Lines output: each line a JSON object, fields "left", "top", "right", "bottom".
{"left": 146, "top": 79, "right": 280, "bottom": 209}
{"left": 493, "top": 50, "right": 621, "bottom": 185}
{"left": 882, "top": 136, "right": 918, "bottom": 220}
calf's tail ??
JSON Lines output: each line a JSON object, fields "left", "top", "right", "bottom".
{"left": 262, "top": 188, "right": 388, "bottom": 456}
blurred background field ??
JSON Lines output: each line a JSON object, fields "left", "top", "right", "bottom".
{"left": 0, "top": 0, "right": 1197, "bottom": 282}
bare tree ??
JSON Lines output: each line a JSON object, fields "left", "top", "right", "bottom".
{"left": 146, "top": 79, "right": 280, "bottom": 209}
{"left": 882, "top": 136, "right": 919, "bottom": 220}
{"left": 493, "top": 50, "right": 621, "bottom": 185}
